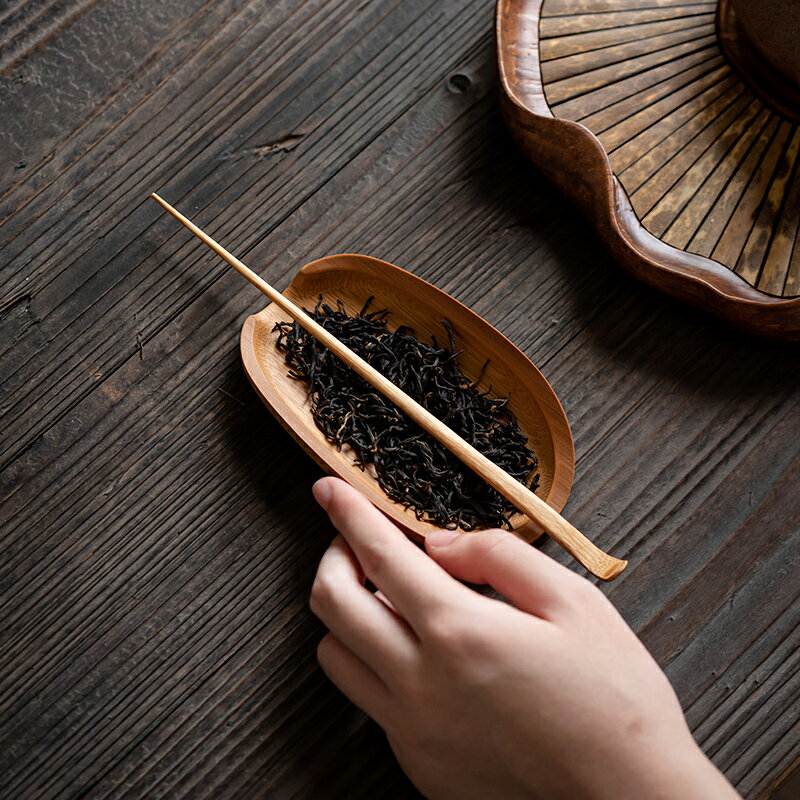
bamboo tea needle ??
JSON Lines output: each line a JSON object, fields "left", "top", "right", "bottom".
{"left": 150, "top": 192, "right": 627, "bottom": 580}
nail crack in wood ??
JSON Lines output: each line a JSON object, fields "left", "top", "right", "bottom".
{"left": 0, "top": 291, "right": 31, "bottom": 314}
{"left": 136, "top": 331, "right": 143, "bottom": 360}
{"left": 219, "top": 133, "right": 305, "bottom": 161}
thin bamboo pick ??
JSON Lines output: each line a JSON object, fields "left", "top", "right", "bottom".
{"left": 150, "top": 192, "right": 627, "bottom": 580}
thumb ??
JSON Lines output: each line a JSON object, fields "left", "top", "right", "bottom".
{"left": 425, "top": 528, "right": 577, "bottom": 619}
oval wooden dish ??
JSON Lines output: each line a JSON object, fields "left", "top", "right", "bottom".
{"left": 240, "top": 254, "right": 575, "bottom": 542}
{"left": 497, "top": 0, "right": 800, "bottom": 340}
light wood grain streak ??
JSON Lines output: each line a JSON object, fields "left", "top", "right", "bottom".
{"left": 540, "top": 6, "right": 716, "bottom": 37}
{"left": 604, "top": 68, "right": 735, "bottom": 168}
{"left": 541, "top": 22, "right": 714, "bottom": 83}
{"left": 544, "top": 34, "right": 718, "bottom": 105}
{"left": 551, "top": 47, "right": 720, "bottom": 120}
{"left": 540, "top": 14, "right": 715, "bottom": 61}
{"left": 542, "top": 0, "right": 714, "bottom": 15}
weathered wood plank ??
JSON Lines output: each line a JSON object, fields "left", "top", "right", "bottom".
{"left": 0, "top": 0, "right": 99, "bottom": 72}
{"left": 0, "top": 0, "right": 489, "bottom": 470}
{"left": 1, "top": 1, "right": 799, "bottom": 799}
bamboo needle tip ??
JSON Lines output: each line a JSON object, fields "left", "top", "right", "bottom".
{"left": 600, "top": 559, "right": 628, "bottom": 582}
{"left": 150, "top": 193, "right": 188, "bottom": 227}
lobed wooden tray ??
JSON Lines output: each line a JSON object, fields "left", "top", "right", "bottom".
{"left": 497, "top": 0, "right": 800, "bottom": 340}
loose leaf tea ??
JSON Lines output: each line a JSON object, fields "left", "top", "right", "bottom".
{"left": 274, "top": 298, "right": 540, "bottom": 530}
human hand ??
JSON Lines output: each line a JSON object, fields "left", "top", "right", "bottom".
{"left": 310, "top": 477, "right": 741, "bottom": 800}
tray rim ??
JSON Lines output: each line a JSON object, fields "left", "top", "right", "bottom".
{"left": 496, "top": 0, "right": 800, "bottom": 341}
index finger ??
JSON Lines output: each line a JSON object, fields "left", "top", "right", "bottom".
{"left": 313, "top": 477, "right": 478, "bottom": 634}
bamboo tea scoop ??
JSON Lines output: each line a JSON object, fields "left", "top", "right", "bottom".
{"left": 150, "top": 192, "right": 627, "bottom": 581}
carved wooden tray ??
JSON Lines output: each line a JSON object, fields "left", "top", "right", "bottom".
{"left": 497, "top": 0, "right": 800, "bottom": 340}
{"left": 240, "top": 254, "right": 575, "bottom": 542}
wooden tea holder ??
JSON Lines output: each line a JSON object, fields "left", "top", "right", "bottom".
{"left": 497, "top": 0, "right": 800, "bottom": 340}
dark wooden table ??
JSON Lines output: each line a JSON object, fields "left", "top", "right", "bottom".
{"left": 1, "top": 1, "right": 798, "bottom": 798}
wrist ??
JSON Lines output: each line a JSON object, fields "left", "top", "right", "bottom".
{"left": 602, "top": 732, "right": 741, "bottom": 800}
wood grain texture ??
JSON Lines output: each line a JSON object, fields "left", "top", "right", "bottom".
{"left": 1, "top": 0, "right": 798, "bottom": 798}
{"left": 540, "top": 0, "right": 800, "bottom": 302}
{"left": 500, "top": 0, "right": 800, "bottom": 341}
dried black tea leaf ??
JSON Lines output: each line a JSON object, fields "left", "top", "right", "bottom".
{"left": 274, "top": 298, "right": 539, "bottom": 530}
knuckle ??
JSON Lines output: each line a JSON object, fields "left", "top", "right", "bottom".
{"left": 421, "top": 605, "right": 459, "bottom": 645}
{"left": 463, "top": 529, "right": 522, "bottom": 569}
{"left": 423, "top": 605, "right": 485, "bottom": 655}
{"left": 476, "top": 529, "right": 516, "bottom": 558}
{"left": 358, "top": 539, "right": 387, "bottom": 579}
{"left": 309, "top": 571, "right": 338, "bottom": 616}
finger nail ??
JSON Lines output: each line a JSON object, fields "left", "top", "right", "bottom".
{"left": 313, "top": 478, "right": 334, "bottom": 510}
{"left": 426, "top": 529, "right": 460, "bottom": 548}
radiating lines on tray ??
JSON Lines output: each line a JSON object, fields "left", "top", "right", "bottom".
{"left": 540, "top": 0, "right": 800, "bottom": 297}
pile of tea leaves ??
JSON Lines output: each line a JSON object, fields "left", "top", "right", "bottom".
{"left": 274, "top": 298, "right": 539, "bottom": 530}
